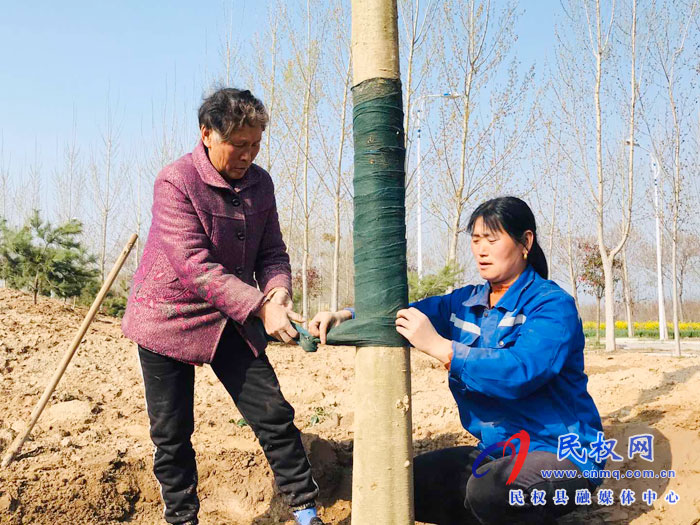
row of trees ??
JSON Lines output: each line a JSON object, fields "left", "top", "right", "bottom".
{"left": 0, "top": 0, "right": 698, "bottom": 352}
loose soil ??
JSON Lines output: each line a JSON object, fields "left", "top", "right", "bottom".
{"left": 1, "top": 288, "right": 699, "bottom": 524}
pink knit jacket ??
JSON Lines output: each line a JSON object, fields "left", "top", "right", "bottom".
{"left": 121, "top": 141, "right": 291, "bottom": 363}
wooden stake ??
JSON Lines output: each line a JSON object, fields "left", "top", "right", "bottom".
{"left": 1, "top": 233, "right": 138, "bottom": 468}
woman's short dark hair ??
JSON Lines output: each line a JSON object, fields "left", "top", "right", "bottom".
{"left": 467, "top": 196, "right": 549, "bottom": 279}
{"left": 198, "top": 88, "right": 269, "bottom": 140}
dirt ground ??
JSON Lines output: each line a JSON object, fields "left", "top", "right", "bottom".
{"left": 1, "top": 287, "right": 699, "bottom": 524}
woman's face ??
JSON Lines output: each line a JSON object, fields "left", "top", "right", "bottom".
{"left": 470, "top": 217, "right": 532, "bottom": 285}
{"left": 201, "top": 125, "right": 263, "bottom": 181}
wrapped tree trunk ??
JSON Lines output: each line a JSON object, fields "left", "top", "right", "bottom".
{"left": 350, "top": 1, "right": 414, "bottom": 523}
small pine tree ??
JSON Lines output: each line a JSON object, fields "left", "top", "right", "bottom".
{"left": 408, "top": 264, "right": 463, "bottom": 303}
{"left": 0, "top": 210, "right": 99, "bottom": 304}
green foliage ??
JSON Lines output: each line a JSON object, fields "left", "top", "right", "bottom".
{"left": 0, "top": 210, "right": 100, "bottom": 303}
{"left": 408, "top": 264, "right": 463, "bottom": 303}
{"left": 309, "top": 406, "right": 331, "bottom": 426}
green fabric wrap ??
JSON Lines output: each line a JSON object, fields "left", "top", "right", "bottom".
{"left": 262, "top": 78, "right": 409, "bottom": 353}
{"left": 294, "top": 78, "right": 409, "bottom": 352}
{"left": 327, "top": 78, "right": 408, "bottom": 348}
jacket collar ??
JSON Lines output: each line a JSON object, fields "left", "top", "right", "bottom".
{"left": 192, "top": 140, "right": 261, "bottom": 192}
{"left": 463, "top": 282, "right": 490, "bottom": 308}
{"left": 463, "top": 264, "right": 537, "bottom": 310}
{"left": 496, "top": 264, "right": 537, "bottom": 311}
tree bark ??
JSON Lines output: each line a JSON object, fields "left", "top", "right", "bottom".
{"left": 351, "top": 1, "right": 413, "bottom": 523}
{"left": 596, "top": 294, "right": 601, "bottom": 345}
{"left": 621, "top": 247, "right": 634, "bottom": 337}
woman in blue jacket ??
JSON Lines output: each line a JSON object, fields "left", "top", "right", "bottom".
{"left": 310, "top": 197, "right": 604, "bottom": 524}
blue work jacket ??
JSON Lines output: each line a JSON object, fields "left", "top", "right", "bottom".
{"left": 412, "top": 264, "right": 604, "bottom": 475}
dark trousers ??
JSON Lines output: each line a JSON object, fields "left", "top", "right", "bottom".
{"left": 138, "top": 322, "right": 318, "bottom": 524}
{"left": 414, "top": 446, "right": 594, "bottom": 525}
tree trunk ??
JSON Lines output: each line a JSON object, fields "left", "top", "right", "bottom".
{"left": 33, "top": 273, "right": 39, "bottom": 305}
{"left": 671, "top": 217, "right": 680, "bottom": 356}
{"left": 351, "top": 1, "right": 413, "bottom": 523}
{"left": 331, "top": 60, "right": 352, "bottom": 312}
{"left": 678, "top": 266, "right": 685, "bottom": 323}
{"left": 447, "top": 67, "right": 472, "bottom": 266}
{"left": 266, "top": 20, "right": 278, "bottom": 173}
{"left": 596, "top": 295, "right": 601, "bottom": 345}
{"left": 301, "top": 0, "right": 314, "bottom": 328}
{"left": 566, "top": 193, "right": 580, "bottom": 312}
{"left": 592, "top": 0, "right": 621, "bottom": 353}
{"left": 668, "top": 55, "right": 682, "bottom": 357}
{"left": 621, "top": 247, "right": 634, "bottom": 337}
{"left": 602, "top": 256, "right": 616, "bottom": 352}
{"left": 548, "top": 189, "right": 557, "bottom": 270}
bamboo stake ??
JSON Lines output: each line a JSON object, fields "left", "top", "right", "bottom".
{"left": 2, "top": 233, "right": 138, "bottom": 468}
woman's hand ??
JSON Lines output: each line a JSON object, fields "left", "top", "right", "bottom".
{"left": 309, "top": 310, "right": 352, "bottom": 344}
{"left": 256, "top": 301, "right": 304, "bottom": 344}
{"left": 267, "top": 287, "right": 294, "bottom": 310}
{"left": 395, "top": 308, "right": 453, "bottom": 366}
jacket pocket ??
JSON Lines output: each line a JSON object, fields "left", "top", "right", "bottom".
{"left": 494, "top": 326, "right": 523, "bottom": 349}
{"left": 135, "top": 251, "right": 187, "bottom": 301}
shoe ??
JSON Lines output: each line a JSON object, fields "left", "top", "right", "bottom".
{"left": 293, "top": 506, "right": 324, "bottom": 525}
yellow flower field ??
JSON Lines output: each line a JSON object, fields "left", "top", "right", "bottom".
{"left": 582, "top": 321, "right": 700, "bottom": 337}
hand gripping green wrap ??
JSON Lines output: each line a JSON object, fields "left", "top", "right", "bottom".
{"left": 280, "top": 78, "right": 409, "bottom": 353}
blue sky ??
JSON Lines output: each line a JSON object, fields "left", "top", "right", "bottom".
{"left": 0, "top": 1, "right": 560, "bottom": 172}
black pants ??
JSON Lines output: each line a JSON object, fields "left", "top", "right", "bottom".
{"left": 138, "top": 322, "right": 318, "bottom": 524}
{"left": 414, "top": 446, "right": 594, "bottom": 525}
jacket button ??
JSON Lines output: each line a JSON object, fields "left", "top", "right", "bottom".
{"left": 232, "top": 199, "right": 241, "bottom": 207}
{"left": 499, "top": 341, "right": 504, "bottom": 347}
{"left": 235, "top": 267, "right": 243, "bottom": 276}
{"left": 237, "top": 231, "right": 245, "bottom": 240}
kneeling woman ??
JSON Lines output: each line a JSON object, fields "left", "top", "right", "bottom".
{"left": 310, "top": 197, "right": 604, "bottom": 524}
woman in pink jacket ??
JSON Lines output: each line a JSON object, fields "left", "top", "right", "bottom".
{"left": 122, "top": 88, "right": 323, "bottom": 525}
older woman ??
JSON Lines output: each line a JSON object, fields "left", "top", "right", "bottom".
{"left": 122, "top": 88, "right": 324, "bottom": 525}
{"left": 310, "top": 197, "right": 603, "bottom": 524}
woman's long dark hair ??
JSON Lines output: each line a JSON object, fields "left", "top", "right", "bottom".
{"left": 466, "top": 196, "right": 548, "bottom": 279}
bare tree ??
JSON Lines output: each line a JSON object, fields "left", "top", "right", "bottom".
{"left": 307, "top": 0, "right": 354, "bottom": 312}
{"left": 27, "top": 140, "right": 42, "bottom": 216}
{"left": 556, "top": 0, "right": 639, "bottom": 351}
{"left": 563, "top": 169, "right": 584, "bottom": 311}
{"left": 219, "top": 0, "right": 242, "bottom": 87}
{"left": 399, "top": 0, "right": 436, "bottom": 150}
{"left": 677, "top": 233, "right": 700, "bottom": 321}
{"left": 620, "top": 246, "right": 635, "bottom": 336}
{"left": 646, "top": 0, "right": 698, "bottom": 355}
{"left": 90, "top": 98, "right": 123, "bottom": 283}
{"left": 246, "top": 2, "right": 284, "bottom": 174}
{"left": 432, "top": 0, "right": 534, "bottom": 266}
{"left": 55, "top": 109, "right": 85, "bottom": 224}
{"left": 281, "top": 0, "right": 326, "bottom": 324}
{"left": 0, "top": 135, "right": 9, "bottom": 223}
